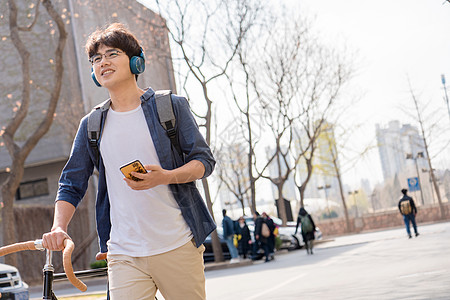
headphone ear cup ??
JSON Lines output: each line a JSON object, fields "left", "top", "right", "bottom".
{"left": 130, "top": 55, "right": 145, "bottom": 75}
{"left": 91, "top": 68, "right": 101, "bottom": 87}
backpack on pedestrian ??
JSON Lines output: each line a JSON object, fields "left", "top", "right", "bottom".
{"left": 301, "top": 215, "right": 314, "bottom": 233}
{"left": 261, "top": 221, "right": 271, "bottom": 238}
{"left": 400, "top": 200, "right": 412, "bottom": 215}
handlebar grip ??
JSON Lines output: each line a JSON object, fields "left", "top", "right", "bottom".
{"left": 95, "top": 252, "right": 107, "bottom": 261}
{"left": 63, "top": 239, "right": 87, "bottom": 292}
{"left": 0, "top": 241, "right": 36, "bottom": 256}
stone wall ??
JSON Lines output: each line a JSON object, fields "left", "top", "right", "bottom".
{"left": 317, "top": 202, "right": 450, "bottom": 237}
{"left": 7, "top": 203, "right": 93, "bottom": 285}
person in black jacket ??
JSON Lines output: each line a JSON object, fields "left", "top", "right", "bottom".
{"left": 236, "top": 216, "right": 251, "bottom": 259}
{"left": 398, "top": 188, "right": 419, "bottom": 239}
{"left": 252, "top": 212, "right": 271, "bottom": 262}
{"left": 262, "top": 212, "right": 276, "bottom": 261}
{"left": 295, "top": 207, "right": 316, "bottom": 255}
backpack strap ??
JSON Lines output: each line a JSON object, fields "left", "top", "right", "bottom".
{"left": 154, "top": 90, "right": 183, "bottom": 157}
{"left": 87, "top": 99, "right": 111, "bottom": 168}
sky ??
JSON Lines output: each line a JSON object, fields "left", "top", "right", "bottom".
{"left": 139, "top": 0, "right": 450, "bottom": 190}
{"left": 281, "top": 0, "right": 450, "bottom": 188}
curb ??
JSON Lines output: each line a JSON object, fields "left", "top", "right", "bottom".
{"left": 204, "top": 259, "right": 253, "bottom": 271}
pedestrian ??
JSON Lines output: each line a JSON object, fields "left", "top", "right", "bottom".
{"left": 398, "top": 188, "right": 419, "bottom": 239}
{"left": 42, "top": 23, "right": 216, "bottom": 300}
{"left": 262, "top": 212, "right": 276, "bottom": 260}
{"left": 222, "top": 209, "right": 240, "bottom": 263}
{"left": 295, "top": 207, "right": 316, "bottom": 255}
{"left": 236, "top": 216, "right": 251, "bottom": 259}
{"left": 253, "top": 211, "right": 271, "bottom": 262}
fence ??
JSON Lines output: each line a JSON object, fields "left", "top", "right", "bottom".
{"left": 316, "top": 202, "right": 450, "bottom": 237}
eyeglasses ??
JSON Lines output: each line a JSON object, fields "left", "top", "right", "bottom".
{"left": 89, "top": 49, "right": 123, "bottom": 65}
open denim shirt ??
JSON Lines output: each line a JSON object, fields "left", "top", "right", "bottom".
{"left": 56, "top": 88, "right": 216, "bottom": 253}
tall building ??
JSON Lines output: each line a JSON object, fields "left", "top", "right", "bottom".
{"left": 376, "top": 121, "right": 427, "bottom": 181}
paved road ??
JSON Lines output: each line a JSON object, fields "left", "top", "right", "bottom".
{"left": 205, "top": 221, "right": 450, "bottom": 300}
{"left": 30, "top": 221, "right": 450, "bottom": 299}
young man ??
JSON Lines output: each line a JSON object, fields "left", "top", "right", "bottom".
{"left": 398, "top": 188, "right": 419, "bottom": 239}
{"left": 42, "top": 23, "right": 216, "bottom": 300}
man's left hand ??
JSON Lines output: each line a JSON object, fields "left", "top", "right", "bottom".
{"left": 124, "top": 164, "right": 170, "bottom": 190}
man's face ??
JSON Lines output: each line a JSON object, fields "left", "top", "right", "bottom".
{"left": 91, "top": 45, "right": 134, "bottom": 88}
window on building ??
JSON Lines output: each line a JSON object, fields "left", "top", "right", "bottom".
{"left": 16, "top": 178, "right": 49, "bottom": 200}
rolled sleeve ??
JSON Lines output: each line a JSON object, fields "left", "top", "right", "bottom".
{"left": 173, "top": 95, "right": 215, "bottom": 178}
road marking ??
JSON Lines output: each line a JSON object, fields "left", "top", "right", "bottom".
{"left": 244, "top": 273, "right": 307, "bottom": 300}
{"left": 398, "top": 269, "right": 447, "bottom": 279}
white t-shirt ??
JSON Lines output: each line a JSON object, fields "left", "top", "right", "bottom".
{"left": 100, "top": 105, "right": 192, "bottom": 256}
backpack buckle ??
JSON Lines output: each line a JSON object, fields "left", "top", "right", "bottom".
{"left": 167, "top": 127, "right": 177, "bottom": 139}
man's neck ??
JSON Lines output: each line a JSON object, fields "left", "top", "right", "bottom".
{"left": 108, "top": 81, "right": 145, "bottom": 112}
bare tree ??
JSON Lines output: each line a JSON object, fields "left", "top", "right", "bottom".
{"left": 315, "top": 123, "right": 351, "bottom": 231}
{"left": 152, "top": 0, "right": 262, "bottom": 262}
{"left": 0, "top": 0, "right": 67, "bottom": 265}
{"left": 408, "top": 84, "right": 447, "bottom": 219}
{"left": 215, "top": 141, "right": 251, "bottom": 215}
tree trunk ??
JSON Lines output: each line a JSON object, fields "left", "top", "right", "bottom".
{"left": 202, "top": 178, "right": 224, "bottom": 262}
{"left": 277, "top": 183, "right": 287, "bottom": 225}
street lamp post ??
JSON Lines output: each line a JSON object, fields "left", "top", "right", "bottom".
{"left": 441, "top": 74, "right": 450, "bottom": 121}
{"left": 317, "top": 184, "right": 331, "bottom": 216}
{"left": 406, "top": 152, "right": 425, "bottom": 205}
{"left": 348, "top": 190, "right": 359, "bottom": 218}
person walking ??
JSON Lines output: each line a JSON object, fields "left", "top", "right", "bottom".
{"left": 262, "top": 212, "right": 276, "bottom": 260}
{"left": 42, "top": 23, "right": 216, "bottom": 300}
{"left": 398, "top": 188, "right": 419, "bottom": 239}
{"left": 253, "top": 211, "right": 271, "bottom": 262}
{"left": 295, "top": 207, "right": 316, "bottom": 255}
{"left": 222, "top": 209, "right": 240, "bottom": 263}
{"left": 236, "top": 216, "right": 251, "bottom": 259}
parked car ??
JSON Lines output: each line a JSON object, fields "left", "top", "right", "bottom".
{"left": 203, "top": 227, "right": 231, "bottom": 262}
{"left": 0, "top": 263, "right": 29, "bottom": 300}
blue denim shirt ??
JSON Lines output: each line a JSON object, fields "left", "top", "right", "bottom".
{"left": 56, "top": 88, "right": 216, "bottom": 253}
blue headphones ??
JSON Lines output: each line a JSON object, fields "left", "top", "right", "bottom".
{"left": 91, "top": 47, "right": 146, "bottom": 87}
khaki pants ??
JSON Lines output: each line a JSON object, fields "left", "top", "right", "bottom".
{"left": 107, "top": 239, "right": 206, "bottom": 300}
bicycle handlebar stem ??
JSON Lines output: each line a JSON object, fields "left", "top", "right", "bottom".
{"left": 43, "top": 249, "right": 55, "bottom": 300}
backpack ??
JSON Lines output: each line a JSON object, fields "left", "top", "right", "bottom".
{"left": 87, "top": 90, "right": 182, "bottom": 168}
{"left": 301, "top": 215, "right": 314, "bottom": 233}
{"left": 400, "top": 200, "right": 412, "bottom": 215}
{"left": 261, "top": 221, "right": 271, "bottom": 238}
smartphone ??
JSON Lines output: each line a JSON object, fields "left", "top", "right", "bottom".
{"left": 120, "top": 160, "right": 147, "bottom": 181}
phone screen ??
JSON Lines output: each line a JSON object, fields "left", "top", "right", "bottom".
{"left": 119, "top": 160, "right": 147, "bottom": 181}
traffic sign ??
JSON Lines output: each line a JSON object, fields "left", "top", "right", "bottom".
{"left": 407, "top": 177, "right": 420, "bottom": 192}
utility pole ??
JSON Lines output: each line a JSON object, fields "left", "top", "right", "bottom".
{"left": 442, "top": 74, "right": 450, "bottom": 121}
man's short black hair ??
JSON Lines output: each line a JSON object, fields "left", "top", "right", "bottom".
{"left": 401, "top": 188, "right": 408, "bottom": 195}
{"left": 222, "top": 209, "right": 227, "bottom": 216}
{"left": 85, "top": 23, "right": 142, "bottom": 80}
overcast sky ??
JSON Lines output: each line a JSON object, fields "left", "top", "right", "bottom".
{"left": 283, "top": 0, "right": 450, "bottom": 187}
{"left": 140, "top": 0, "right": 450, "bottom": 189}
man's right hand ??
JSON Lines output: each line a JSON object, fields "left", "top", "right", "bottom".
{"left": 42, "top": 227, "right": 71, "bottom": 251}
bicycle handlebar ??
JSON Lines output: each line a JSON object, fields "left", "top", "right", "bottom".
{"left": 0, "top": 239, "right": 87, "bottom": 292}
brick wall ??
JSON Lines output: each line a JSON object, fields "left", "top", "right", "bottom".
{"left": 317, "top": 202, "right": 450, "bottom": 237}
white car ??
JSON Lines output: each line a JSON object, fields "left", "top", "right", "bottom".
{"left": 0, "top": 263, "right": 29, "bottom": 300}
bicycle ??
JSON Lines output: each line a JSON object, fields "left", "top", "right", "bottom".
{"left": 0, "top": 238, "right": 87, "bottom": 300}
